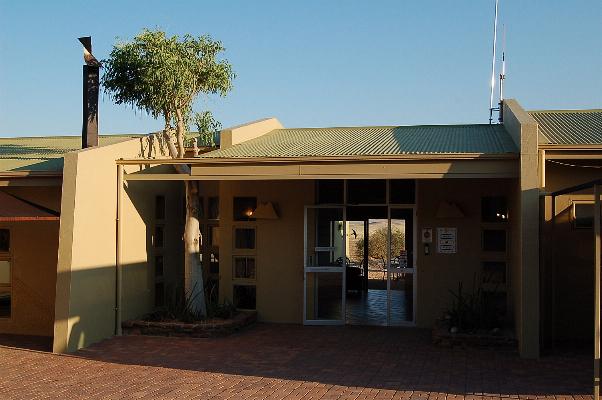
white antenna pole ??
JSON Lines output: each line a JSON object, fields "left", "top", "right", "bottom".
{"left": 489, "top": 0, "right": 499, "bottom": 124}
{"left": 500, "top": 24, "right": 506, "bottom": 102}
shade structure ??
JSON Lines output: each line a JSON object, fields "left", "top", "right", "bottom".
{"left": 0, "top": 191, "right": 59, "bottom": 222}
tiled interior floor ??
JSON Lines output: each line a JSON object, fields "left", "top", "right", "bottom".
{"left": 346, "top": 288, "right": 411, "bottom": 326}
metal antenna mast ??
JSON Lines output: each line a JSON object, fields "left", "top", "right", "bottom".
{"left": 500, "top": 25, "right": 506, "bottom": 101}
{"left": 488, "top": 0, "right": 500, "bottom": 124}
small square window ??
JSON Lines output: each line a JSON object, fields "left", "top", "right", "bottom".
{"left": 0, "top": 230, "right": 9, "bottom": 252}
{"left": 198, "top": 197, "right": 205, "bottom": 219}
{"left": 482, "top": 261, "right": 506, "bottom": 285}
{"left": 482, "top": 229, "right": 507, "bottom": 252}
{"left": 234, "top": 257, "right": 256, "bottom": 279}
{"left": 154, "top": 225, "right": 165, "bottom": 248}
{"left": 208, "top": 225, "right": 220, "bottom": 247}
{"left": 233, "top": 285, "right": 256, "bottom": 310}
{"left": 210, "top": 252, "right": 219, "bottom": 274}
{"left": 234, "top": 228, "right": 255, "bottom": 250}
{"left": 234, "top": 197, "right": 257, "bottom": 221}
{"left": 155, "top": 196, "right": 166, "bottom": 220}
{"left": 208, "top": 197, "right": 219, "bottom": 220}
{"left": 0, "top": 288, "right": 10, "bottom": 318}
{"left": 155, "top": 255, "right": 164, "bottom": 278}
{"left": 482, "top": 196, "right": 508, "bottom": 223}
{"left": 155, "top": 282, "right": 164, "bottom": 307}
{"left": 574, "top": 203, "right": 594, "bottom": 229}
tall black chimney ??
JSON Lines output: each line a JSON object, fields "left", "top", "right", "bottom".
{"left": 78, "top": 36, "right": 100, "bottom": 148}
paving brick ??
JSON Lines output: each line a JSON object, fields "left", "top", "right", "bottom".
{"left": 0, "top": 324, "right": 592, "bottom": 400}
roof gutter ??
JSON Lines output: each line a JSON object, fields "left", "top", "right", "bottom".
{"left": 116, "top": 152, "right": 518, "bottom": 166}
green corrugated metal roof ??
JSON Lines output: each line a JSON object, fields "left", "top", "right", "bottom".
{"left": 201, "top": 124, "right": 517, "bottom": 159}
{"left": 0, "top": 135, "right": 142, "bottom": 172}
{"left": 529, "top": 109, "right": 602, "bottom": 145}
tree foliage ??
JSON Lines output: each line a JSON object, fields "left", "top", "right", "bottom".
{"left": 355, "top": 227, "right": 405, "bottom": 267}
{"left": 101, "top": 29, "right": 234, "bottom": 156}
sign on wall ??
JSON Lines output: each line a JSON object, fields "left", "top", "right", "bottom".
{"left": 437, "top": 227, "right": 457, "bottom": 254}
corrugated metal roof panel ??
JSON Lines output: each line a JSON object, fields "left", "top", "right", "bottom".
{"left": 529, "top": 110, "right": 602, "bottom": 145}
{"left": 0, "top": 135, "right": 141, "bottom": 172}
{"left": 201, "top": 124, "right": 517, "bottom": 159}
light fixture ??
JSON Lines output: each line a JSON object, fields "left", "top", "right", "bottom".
{"left": 251, "top": 202, "right": 279, "bottom": 219}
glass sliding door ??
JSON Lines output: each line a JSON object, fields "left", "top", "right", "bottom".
{"left": 387, "top": 207, "right": 416, "bottom": 325}
{"left": 304, "top": 206, "right": 346, "bottom": 324}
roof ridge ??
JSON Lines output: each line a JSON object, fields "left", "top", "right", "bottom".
{"left": 274, "top": 123, "right": 499, "bottom": 130}
{"left": 529, "top": 109, "right": 602, "bottom": 114}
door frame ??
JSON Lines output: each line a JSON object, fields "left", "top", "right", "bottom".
{"left": 303, "top": 205, "right": 347, "bottom": 325}
{"left": 387, "top": 205, "right": 417, "bottom": 327}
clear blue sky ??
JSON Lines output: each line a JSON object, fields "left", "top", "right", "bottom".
{"left": 0, "top": 0, "right": 601, "bottom": 137}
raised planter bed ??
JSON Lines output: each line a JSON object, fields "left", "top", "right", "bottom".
{"left": 122, "top": 311, "right": 257, "bottom": 338}
{"left": 432, "top": 322, "right": 517, "bottom": 349}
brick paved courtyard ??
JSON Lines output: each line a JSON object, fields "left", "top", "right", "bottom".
{"left": 0, "top": 324, "right": 593, "bottom": 399}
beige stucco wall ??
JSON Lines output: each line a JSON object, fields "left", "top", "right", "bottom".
{"left": 0, "top": 220, "right": 59, "bottom": 336}
{"left": 503, "top": 99, "right": 540, "bottom": 358}
{"left": 415, "top": 178, "right": 518, "bottom": 328}
{"left": 53, "top": 136, "right": 182, "bottom": 353}
{"left": 218, "top": 180, "right": 313, "bottom": 323}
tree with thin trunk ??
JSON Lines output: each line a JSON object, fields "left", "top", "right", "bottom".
{"left": 102, "top": 29, "right": 234, "bottom": 317}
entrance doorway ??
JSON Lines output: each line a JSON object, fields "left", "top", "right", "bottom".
{"left": 303, "top": 203, "right": 415, "bottom": 326}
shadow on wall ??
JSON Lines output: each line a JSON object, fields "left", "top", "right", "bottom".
{"left": 542, "top": 202, "right": 594, "bottom": 347}
{"left": 55, "top": 260, "right": 156, "bottom": 353}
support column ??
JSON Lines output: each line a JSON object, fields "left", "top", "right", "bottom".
{"left": 594, "top": 184, "right": 600, "bottom": 400}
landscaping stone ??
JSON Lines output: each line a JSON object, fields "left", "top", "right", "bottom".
{"left": 432, "top": 321, "right": 518, "bottom": 349}
{"left": 122, "top": 311, "right": 256, "bottom": 338}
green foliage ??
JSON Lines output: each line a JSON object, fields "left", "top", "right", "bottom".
{"left": 444, "top": 276, "right": 503, "bottom": 332}
{"left": 101, "top": 28, "right": 234, "bottom": 155}
{"left": 207, "top": 299, "right": 237, "bottom": 319}
{"left": 193, "top": 110, "right": 221, "bottom": 147}
{"left": 164, "top": 283, "right": 204, "bottom": 323}
{"left": 355, "top": 227, "right": 405, "bottom": 267}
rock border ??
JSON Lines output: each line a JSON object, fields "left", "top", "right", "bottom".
{"left": 122, "top": 311, "right": 257, "bottom": 338}
{"left": 432, "top": 322, "right": 517, "bottom": 349}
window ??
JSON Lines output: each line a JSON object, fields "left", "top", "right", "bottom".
{"left": 234, "top": 228, "right": 256, "bottom": 250}
{"left": 210, "top": 252, "right": 219, "bottom": 275}
{"left": 154, "top": 282, "right": 164, "bottom": 307}
{"left": 482, "top": 261, "right": 506, "bottom": 285}
{"left": 316, "top": 180, "right": 344, "bottom": 204}
{"left": 482, "top": 229, "right": 507, "bottom": 252}
{"left": 198, "top": 197, "right": 205, "bottom": 219}
{"left": 482, "top": 196, "right": 508, "bottom": 223}
{"left": 233, "top": 197, "right": 257, "bottom": 221}
{"left": 155, "top": 196, "right": 166, "bottom": 220}
{"left": 0, "top": 260, "right": 10, "bottom": 318}
{"left": 347, "top": 179, "right": 386, "bottom": 204}
{"left": 233, "top": 285, "right": 256, "bottom": 310}
{"left": 234, "top": 256, "right": 256, "bottom": 279}
{"left": 153, "top": 225, "right": 165, "bottom": 248}
{"left": 389, "top": 180, "right": 416, "bottom": 204}
{"left": 208, "top": 225, "right": 220, "bottom": 247}
{"left": 573, "top": 202, "right": 594, "bottom": 229}
{"left": 0, "top": 230, "right": 9, "bottom": 252}
{"left": 155, "top": 255, "right": 164, "bottom": 278}
{"left": 208, "top": 196, "right": 219, "bottom": 220}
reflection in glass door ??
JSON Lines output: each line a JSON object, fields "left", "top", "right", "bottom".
{"left": 387, "top": 207, "right": 415, "bottom": 325}
{"left": 304, "top": 206, "right": 346, "bottom": 324}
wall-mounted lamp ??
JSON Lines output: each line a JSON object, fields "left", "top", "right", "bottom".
{"left": 251, "top": 202, "right": 279, "bottom": 220}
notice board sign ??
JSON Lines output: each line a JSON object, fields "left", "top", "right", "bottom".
{"left": 437, "top": 227, "right": 457, "bottom": 254}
